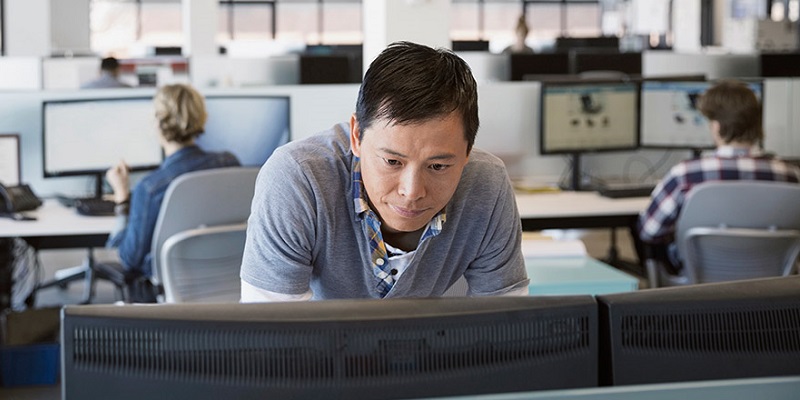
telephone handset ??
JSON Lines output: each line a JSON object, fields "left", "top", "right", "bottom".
{"left": 0, "top": 182, "right": 43, "bottom": 214}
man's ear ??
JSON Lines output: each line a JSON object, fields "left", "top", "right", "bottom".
{"left": 350, "top": 113, "right": 362, "bottom": 158}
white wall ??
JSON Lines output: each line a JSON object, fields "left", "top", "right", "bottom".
{"left": 0, "top": 57, "right": 43, "bottom": 90}
{"left": 5, "top": 0, "right": 51, "bottom": 57}
{"left": 642, "top": 51, "right": 759, "bottom": 80}
{"left": 50, "top": 0, "right": 91, "bottom": 56}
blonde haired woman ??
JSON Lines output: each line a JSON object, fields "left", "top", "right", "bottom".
{"left": 105, "top": 84, "right": 240, "bottom": 297}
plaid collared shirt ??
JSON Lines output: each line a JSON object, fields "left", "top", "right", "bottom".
{"left": 352, "top": 157, "right": 446, "bottom": 297}
{"left": 638, "top": 147, "right": 800, "bottom": 244}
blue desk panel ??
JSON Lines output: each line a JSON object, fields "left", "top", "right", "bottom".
{"left": 527, "top": 257, "right": 638, "bottom": 295}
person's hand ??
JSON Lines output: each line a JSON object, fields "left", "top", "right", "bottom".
{"left": 106, "top": 160, "right": 130, "bottom": 204}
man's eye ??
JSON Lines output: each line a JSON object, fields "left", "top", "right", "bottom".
{"left": 430, "top": 164, "right": 450, "bottom": 171}
{"left": 384, "top": 158, "right": 401, "bottom": 166}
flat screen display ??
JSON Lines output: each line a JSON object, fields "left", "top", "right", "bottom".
{"left": 540, "top": 81, "right": 640, "bottom": 154}
{"left": 42, "top": 98, "right": 163, "bottom": 177}
{"left": 199, "top": 96, "right": 290, "bottom": 167}
{"left": 640, "top": 81, "right": 763, "bottom": 149}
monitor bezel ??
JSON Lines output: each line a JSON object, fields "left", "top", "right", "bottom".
{"left": 41, "top": 96, "right": 163, "bottom": 179}
{"left": 538, "top": 78, "right": 641, "bottom": 156}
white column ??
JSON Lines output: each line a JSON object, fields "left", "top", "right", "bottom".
{"left": 671, "top": 0, "right": 702, "bottom": 52}
{"left": 183, "top": 0, "right": 218, "bottom": 57}
{"left": 5, "top": 0, "right": 51, "bottom": 57}
{"left": 363, "top": 0, "right": 451, "bottom": 73}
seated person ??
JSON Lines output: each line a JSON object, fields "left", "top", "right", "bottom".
{"left": 636, "top": 79, "right": 800, "bottom": 272}
{"left": 240, "top": 41, "right": 529, "bottom": 302}
{"left": 106, "top": 84, "right": 240, "bottom": 293}
{"left": 502, "top": 15, "right": 535, "bottom": 54}
{"left": 81, "top": 57, "right": 132, "bottom": 89}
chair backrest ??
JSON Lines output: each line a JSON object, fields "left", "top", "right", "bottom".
{"left": 675, "top": 181, "right": 800, "bottom": 284}
{"left": 150, "top": 167, "right": 259, "bottom": 293}
{"left": 160, "top": 223, "right": 247, "bottom": 303}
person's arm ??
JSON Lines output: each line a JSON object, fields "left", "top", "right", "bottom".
{"left": 239, "top": 149, "right": 318, "bottom": 300}
{"left": 638, "top": 173, "right": 683, "bottom": 244}
{"left": 106, "top": 179, "right": 158, "bottom": 273}
{"left": 463, "top": 170, "right": 530, "bottom": 297}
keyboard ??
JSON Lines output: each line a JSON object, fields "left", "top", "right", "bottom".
{"left": 596, "top": 182, "right": 656, "bottom": 199}
{"left": 74, "top": 197, "right": 117, "bottom": 216}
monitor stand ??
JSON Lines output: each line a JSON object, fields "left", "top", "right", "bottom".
{"left": 560, "top": 152, "right": 589, "bottom": 192}
{"left": 90, "top": 172, "right": 105, "bottom": 199}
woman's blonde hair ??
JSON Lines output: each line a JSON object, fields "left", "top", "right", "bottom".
{"left": 153, "top": 84, "right": 207, "bottom": 144}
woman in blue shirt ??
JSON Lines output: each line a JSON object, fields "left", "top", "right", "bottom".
{"left": 105, "top": 84, "right": 240, "bottom": 279}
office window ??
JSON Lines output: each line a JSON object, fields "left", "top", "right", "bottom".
{"left": 90, "top": 0, "right": 182, "bottom": 58}
{"left": 218, "top": 1, "right": 275, "bottom": 43}
{"left": 275, "top": 2, "right": 319, "bottom": 43}
{"left": 320, "top": 2, "right": 362, "bottom": 44}
{"left": 451, "top": 2, "right": 483, "bottom": 41}
{"left": 275, "top": 1, "right": 360, "bottom": 45}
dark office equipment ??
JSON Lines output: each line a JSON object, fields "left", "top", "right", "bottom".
{"left": 572, "top": 51, "right": 642, "bottom": 76}
{"left": 153, "top": 46, "right": 182, "bottom": 56}
{"left": 299, "top": 54, "right": 358, "bottom": 84}
{"left": 760, "top": 53, "right": 800, "bottom": 77}
{"left": 539, "top": 80, "right": 640, "bottom": 191}
{"left": 555, "top": 36, "right": 620, "bottom": 53}
{"left": 62, "top": 296, "right": 598, "bottom": 399}
{"left": 74, "top": 197, "right": 116, "bottom": 216}
{"left": 596, "top": 182, "right": 656, "bottom": 198}
{"left": 452, "top": 40, "right": 490, "bottom": 52}
{"left": 598, "top": 275, "right": 800, "bottom": 386}
{"left": 42, "top": 98, "right": 163, "bottom": 198}
{"left": 509, "top": 53, "right": 571, "bottom": 81}
{"left": 199, "top": 96, "right": 291, "bottom": 167}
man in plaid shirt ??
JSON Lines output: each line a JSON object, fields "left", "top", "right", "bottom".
{"left": 636, "top": 79, "right": 800, "bottom": 272}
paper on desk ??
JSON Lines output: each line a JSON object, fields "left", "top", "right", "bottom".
{"left": 521, "top": 238, "right": 587, "bottom": 258}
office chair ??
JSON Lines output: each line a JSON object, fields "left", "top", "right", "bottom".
{"left": 645, "top": 181, "right": 800, "bottom": 288}
{"left": 148, "top": 166, "right": 258, "bottom": 303}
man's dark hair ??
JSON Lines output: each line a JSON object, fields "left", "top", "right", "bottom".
{"left": 355, "top": 41, "right": 479, "bottom": 152}
{"left": 100, "top": 57, "right": 121, "bottom": 72}
{"left": 697, "top": 79, "right": 763, "bottom": 145}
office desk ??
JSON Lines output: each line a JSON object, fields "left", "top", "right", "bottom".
{"left": 0, "top": 200, "right": 115, "bottom": 248}
{"left": 0, "top": 200, "right": 117, "bottom": 304}
{"left": 527, "top": 256, "right": 638, "bottom": 295}
{"left": 515, "top": 191, "right": 649, "bottom": 231}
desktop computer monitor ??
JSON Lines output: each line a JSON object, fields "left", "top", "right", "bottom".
{"left": 639, "top": 80, "right": 763, "bottom": 150}
{"left": 299, "top": 54, "right": 355, "bottom": 84}
{"left": 760, "top": 53, "right": 800, "bottom": 77}
{"left": 572, "top": 51, "right": 642, "bottom": 76}
{"left": 597, "top": 276, "right": 800, "bottom": 386}
{"left": 199, "top": 95, "right": 290, "bottom": 167}
{"left": 539, "top": 80, "right": 640, "bottom": 190}
{"left": 42, "top": 97, "right": 163, "bottom": 197}
{"left": 61, "top": 296, "right": 598, "bottom": 400}
{"left": 452, "top": 40, "right": 490, "bottom": 52}
{"left": 509, "top": 53, "right": 571, "bottom": 81}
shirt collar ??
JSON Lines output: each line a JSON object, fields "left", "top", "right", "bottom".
{"left": 715, "top": 146, "right": 762, "bottom": 158}
{"left": 162, "top": 145, "right": 201, "bottom": 168}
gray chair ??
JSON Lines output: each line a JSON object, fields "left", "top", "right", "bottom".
{"left": 150, "top": 167, "right": 259, "bottom": 303}
{"left": 646, "top": 181, "right": 800, "bottom": 287}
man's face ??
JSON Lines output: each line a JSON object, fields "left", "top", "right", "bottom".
{"left": 350, "top": 111, "right": 470, "bottom": 235}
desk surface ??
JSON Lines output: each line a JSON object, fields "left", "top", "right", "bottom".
{"left": 526, "top": 256, "right": 638, "bottom": 295}
{"left": 0, "top": 199, "right": 116, "bottom": 238}
{"left": 515, "top": 191, "right": 649, "bottom": 230}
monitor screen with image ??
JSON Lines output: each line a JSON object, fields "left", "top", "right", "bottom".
{"left": 199, "top": 95, "right": 291, "bottom": 167}
{"left": 61, "top": 296, "right": 598, "bottom": 400}
{"left": 540, "top": 80, "right": 640, "bottom": 155}
{"left": 42, "top": 97, "right": 163, "bottom": 183}
{"left": 639, "top": 80, "right": 763, "bottom": 149}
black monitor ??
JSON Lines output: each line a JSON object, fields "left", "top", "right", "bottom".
{"left": 760, "top": 53, "right": 800, "bottom": 77}
{"left": 539, "top": 80, "right": 640, "bottom": 190}
{"left": 639, "top": 79, "right": 763, "bottom": 151}
{"left": 299, "top": 54, "right": 357, "bottom": 84}
{"left": 555, "top": 36, "right": 620, "bottom": 53}
{"left": 452, "top": 40, "right": 490, "bottom": 52}
{"left": 597, "top": 276, "right": 800, "bottom": 386}
{"left": 42, "top": 97, "right": 163, "bottom": 197}
{"left": 61, "top": 296, "right": 598, "bottom": 400}
{"left": 509, "top": 53, "right": 571, "bottom": 81}
{"left": 199, "top": 95, "right": 290, "bottom": 167}
{"left": 572, "top": 51, "right": 642, "bottom": 76}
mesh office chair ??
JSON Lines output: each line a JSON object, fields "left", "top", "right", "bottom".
{"left": 646, "top": 181, "right": 800, "bottom": 287}
{"left": 90, "top": 167, "right": 258, "bottom": 303}
{"left": 149, "top": 167, "right": 259, "bottom": 303}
